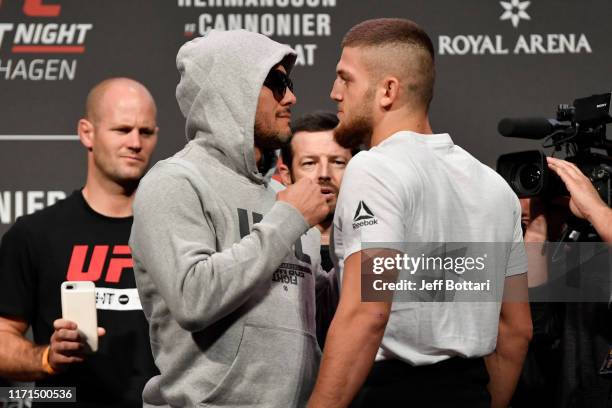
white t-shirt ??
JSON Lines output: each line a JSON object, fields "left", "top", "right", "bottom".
{"left": 333, "top": 131, "right": 527, "bottom": 365}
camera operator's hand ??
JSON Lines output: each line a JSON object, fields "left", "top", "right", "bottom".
{"left": 47, "top": 319, "right": 105, "bottom": 373}
{"left": 547, "top": 157, "right": 612, "bottom": 242}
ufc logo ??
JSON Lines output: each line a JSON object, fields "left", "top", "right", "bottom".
{"left": 66, "top": 245, "right": 133, "bottom": 283}
{"left": 23, "top": 0, "right": 61, "bottom": 17}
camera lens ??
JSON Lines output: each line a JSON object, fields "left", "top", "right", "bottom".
{"left": 515, "top": 163, "right": 542, "bottom": 194}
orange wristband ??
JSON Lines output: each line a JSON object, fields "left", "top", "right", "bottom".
{"left": 41, "top": 345, "right": 56, "bottom": 375}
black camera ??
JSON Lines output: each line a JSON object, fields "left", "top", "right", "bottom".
{"left": 496, "top": 92, "right": 612, "bottom": 207}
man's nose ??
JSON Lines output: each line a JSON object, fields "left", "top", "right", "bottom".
{"left": 282, "top": 87, "right": 297, "bottom": 106}
{"left": 330, "top": 79, "right": 342, "bottom": 102}
{"left": 126, "top": 129, "right": 142, "bottom": 151}
{"left": 318, "top": 161, "right": 331, "bottom": 180}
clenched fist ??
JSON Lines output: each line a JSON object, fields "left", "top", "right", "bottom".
{"left": 277, "top": 178, "right": 330, "bottom": 227}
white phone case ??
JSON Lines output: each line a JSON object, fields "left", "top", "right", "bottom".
{"left": 60, "top": 281, "right": 98, "bottom": 352}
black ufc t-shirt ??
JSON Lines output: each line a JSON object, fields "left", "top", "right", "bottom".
{"left": 0, "top": 191, "right": 158, "bottom": 407}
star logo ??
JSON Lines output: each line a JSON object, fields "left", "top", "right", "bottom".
{"left": 500, "top": 0, "right": 531, "bottom": 28}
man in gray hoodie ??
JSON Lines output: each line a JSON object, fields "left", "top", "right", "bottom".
{"left": 129, "top": 30, "right": 330, "bottom": 408}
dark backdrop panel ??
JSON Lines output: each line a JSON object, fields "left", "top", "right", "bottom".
{"left": 1, "top": 0, "right": 610, "bottom": 236}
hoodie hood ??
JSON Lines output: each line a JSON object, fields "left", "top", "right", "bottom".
{"left": 176, "top": 30, "right": 296, "bottom": 183}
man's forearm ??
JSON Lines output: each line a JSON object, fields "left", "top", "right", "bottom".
{"left": 484, "top": 317, "right": 531, "bottom": 408}
{"left": 524, "top": 240, "right": 548, "bottom": 288}
{"left": 590, "top": 206, "right": 612, "bottom": 243}
{"left": 308, "top": 310, "right": 387, "bottom": 408}
{"left": 0, "top": 331, "right": 47, "bottom": 381}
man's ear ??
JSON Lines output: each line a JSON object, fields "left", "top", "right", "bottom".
{"left": 379, "top": 76, "right": 400, "bottom": 110}
{"left": 277, "top": 162, "right": 293, "bottom": 186}
{"left": 78, "top": 119, "right": 94, "bottom": 151}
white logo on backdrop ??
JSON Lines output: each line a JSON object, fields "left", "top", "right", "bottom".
{"left": 438, "top": 0, "right": 592, "bottom": 55}
{"left": 500, "top": 0, "right": 531, "bottom": 28}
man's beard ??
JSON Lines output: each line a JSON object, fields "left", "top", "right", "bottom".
{"left": 254, "top": 121, "right": 290, "bottom": 173}
{"left": 333, "top": 90, "right": 375, "bottom": 150}
{"left": 333, "top": 114, "right": 373, "bottom": 150}
{"left": 254, "top": 120, "right": 291, "bottom": 151}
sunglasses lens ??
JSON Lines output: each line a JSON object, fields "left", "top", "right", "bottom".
{"left": 273, "top": 81, "right": 285, "bottom": 101}
{"left": 265, "top": 70, "right": 291, "bottom": 101}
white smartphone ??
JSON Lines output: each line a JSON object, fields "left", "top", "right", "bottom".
{"left": 60, "top": 281, "right": 98, "bottom": 352}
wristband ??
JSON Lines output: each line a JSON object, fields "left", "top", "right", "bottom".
{"left": 41, "top": 345, "right": 56, "bottom": 375}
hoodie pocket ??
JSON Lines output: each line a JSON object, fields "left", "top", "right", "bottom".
{"left": 199, "top": 323, "right": 319, "bottom": 408}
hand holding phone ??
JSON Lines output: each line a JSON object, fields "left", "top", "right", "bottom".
{"left": 60, "top": 281, "right": 98, "bottom": 352}
{"left": 46, "top": 282, "right": 106, "bottom": 373}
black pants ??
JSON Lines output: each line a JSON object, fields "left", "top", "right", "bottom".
{"left": 349, "top": 357, "right": 491, "bottom": 408}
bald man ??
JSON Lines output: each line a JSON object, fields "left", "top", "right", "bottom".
{"left": 0, "top": 78, "right": 159, "bottom": 407}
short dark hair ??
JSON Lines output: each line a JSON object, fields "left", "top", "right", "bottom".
{"left": 342, "top": 18, "right": 435, "bottom": 60}
{"left": 342, "top": 18, "right": 435, "bottom": 110}
{"left": 281, "top": 111, "right": 339, "bottom": 166}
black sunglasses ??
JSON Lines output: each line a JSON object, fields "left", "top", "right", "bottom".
{"left": 263, "top": 69, "right": 294, "bottom": 101}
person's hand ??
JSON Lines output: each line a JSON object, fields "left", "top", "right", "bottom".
{"left": 47, "top": 319, "right": 105, "bottom": 372}
{"left": 547, "top": 157, "right": 608, "bottom": 222}
{"left": 521, "top": 197, "right": 551, "bottom": 287}
{"left": 520, "top": 197, "right": 547, "bottom": 242}
{"left": 277, "top": 178, "right": 330, "bottom": 227}
{"left": 520, "top": 195, "right": 570, "bottom": 243}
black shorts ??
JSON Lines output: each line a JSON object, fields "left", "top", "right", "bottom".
{"left": 350, "top": 357, "right": 491, "bottom": 408}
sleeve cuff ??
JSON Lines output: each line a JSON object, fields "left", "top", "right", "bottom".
{"left": 260, "top": 201, "right": 310, "bottom": 248}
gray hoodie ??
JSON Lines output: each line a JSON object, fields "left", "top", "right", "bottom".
{"left": 130, "top": 30, "right": 323, "bottom": 407}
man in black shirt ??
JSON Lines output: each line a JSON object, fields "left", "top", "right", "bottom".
{"left": 0, "top": 77, "right": 159, "bottom": 407}
{"left": 279, "top": 111, "right": 355, "bottom": 269}
{"left": 278, "top": 111, "right": 355, "bottom": 347}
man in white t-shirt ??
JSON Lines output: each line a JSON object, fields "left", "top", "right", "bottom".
{"left": 308, "top": 18, "right": 533, "bottom": 408}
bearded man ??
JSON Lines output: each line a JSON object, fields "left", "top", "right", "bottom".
{"left": 308, "top": 18, "right": 533, "bottom": 408}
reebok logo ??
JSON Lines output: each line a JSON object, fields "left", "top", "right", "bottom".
{"left": 352, "top": 200, "right": 378, "bottom": 229}
{"left": 353, "top": 201, "right": 374, "bottom": 221}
